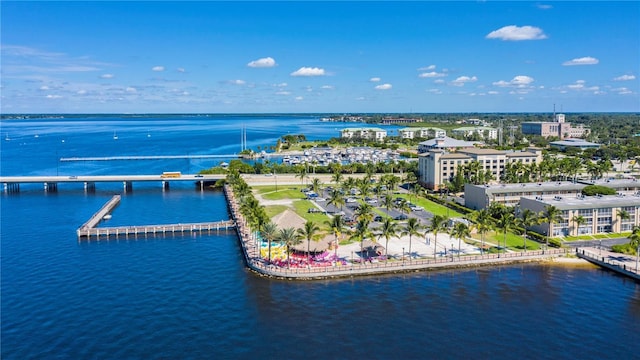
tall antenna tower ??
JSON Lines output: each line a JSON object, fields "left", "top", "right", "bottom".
{"left": 498, "top": 119, "right": 504, "bottom": 146}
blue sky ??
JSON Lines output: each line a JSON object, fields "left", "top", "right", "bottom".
{"left": 1, "top": 1, "right": 638, "bottom": 113}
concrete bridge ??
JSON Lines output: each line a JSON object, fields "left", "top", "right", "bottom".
{"left": 0, "top": 174, "right": 224, "bottom": 193}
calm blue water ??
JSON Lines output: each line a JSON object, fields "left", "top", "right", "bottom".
{"left": 1, "top": 115, "right": 639, "bottom": 359}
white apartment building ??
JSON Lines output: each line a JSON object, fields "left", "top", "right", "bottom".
{"left": 520, "top": 194, "right": 640, "bottom": 237}
{"left": 418, "top": 147, "right": 543, "bottom": 191}
{"left": 399, "top": 127, "right": 446, "bottom": 139}
{"left": 451, "top": 126, "right": 499, "bottom": 140}
{"left": 340, "top": 128, "right": 387, "bottom": 141}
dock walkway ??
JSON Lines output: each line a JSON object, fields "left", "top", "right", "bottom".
{"left": 77, "top": 196, "right": 235, "bottom": 239}
{"left": 576, "top": 247, "right": 640, "bottom": 281}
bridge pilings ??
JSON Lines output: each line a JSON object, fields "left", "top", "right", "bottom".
{"left": 3, "top": 183, "right": 20, "bottom": 193}
{"left": 84, "top": 182, "right": 96, "bottom": 193}
{"left": 162, "top": 181, "right": 170, "bottom": 191}
{"left": 44, "top": 182, "right": 58, "bottom": 192}
{"left": 123, "top": 181, "right": 133, "bottom": 193}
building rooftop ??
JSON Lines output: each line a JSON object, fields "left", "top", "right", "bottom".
{"left": 418, "top": 136, "right": 481, "bottom": 149}
{"left": 458, "top": 148, "right": 506, "bottom": 155}
{"left": 342, "top": 127, "right": 386, "bottom": 132}
{"left": 523, "top": 193, "right": 640, "bottom": 210}
{"left": 550, "top": 138, "right": 600, "bottom": 148}
{"left": 453, "top": 126, "right": 497, "bottom": 131}
{"left": 399, "top": 127, "right": 444, "bottom": 132}
{"left": 468, "top": 181, "right": 586, "bottom": 195}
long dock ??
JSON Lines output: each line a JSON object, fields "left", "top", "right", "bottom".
{"left": 76, "top": 195, "right": 235, "bottom": 239}
{"left": 78, "top": 195, "right": 121, "bottom": 230}
{"left": 77, "top": 220, "right": 236, "bottom": 239}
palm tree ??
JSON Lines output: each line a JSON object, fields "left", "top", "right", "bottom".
{"left": 278, "top": 227, "right": 301, "bottom": 269}
{"left": 518, "top": 208, "right": 539, "bottom": 252}
{"left": 395, "top": 198, "right": 411, "bottom": 215}
{"left": 354, "top": 202, "right": 374, "bottom": 223}
{"left": 356, "top": 178, "right": 371, "bottom": 199}
{"left": 473, "top": 209, "right": 494, "bottom": 255}
{"left": 261, "top": 221, "right": 279, "bottom": 263}
{"left": 310, "top": 177, "right": 323, "bottom": 195}
{"left": 449, "top": 222, "right": 471, "bottom": 258}
{"left": 327, "top": 189, "right": 345, "bottom": 212}
{"left": 296, "top": 221, "right": 321, "bottom": 261}
{"left": 495, "top": 212, "right": 516, "bottom": 255}
{"left": 616, "top": 209, "right": 631, "bottom": 232}
{"left": 377, "top": 217, "right": 399, "bottom": 258}
{"left": 571, "top": 215, "right": 586, "bottom": 237}
{"left": 331, "top": 169, "right": 344, "bottom": 185}
{"left": 629, "top": 226, "right": 640, "bottom": 272}
{"left": 540, "top": 205, "right": 563, "bottom": 248}
{"left": 325, "top": 215, "right": 346, "bottom": 260}
{"left": 295, "top": 165, "right": 308, "bottom": 186}
{"left": 428, "top": 214, "right": 449, "bottom": 259}
{"left": 352, "top": 218, "right": 372, "bottom": 262}
{"left": 401, "top": 217, "right": 423, "bottom": 261}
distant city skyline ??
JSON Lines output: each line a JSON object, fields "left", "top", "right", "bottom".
{"left": 1, "top": 1, "right": 638, "bottom": 113}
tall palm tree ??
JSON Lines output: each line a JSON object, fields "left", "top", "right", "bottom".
{"left": 352, "top": 219, "right": 372, "bottom": 262}
{"left": 629, "top": 226, "right": 640, "bottom": 272}
{"left": 571, "top": 215, "right": 586, "bottom": 237}
{"left": 310, "top": 177, "right": 323, "bottom": 195}
{"left": 261, "top": 221, "right": 279, "bottom": 263}
{"left": 355, "top": 202, "right": 375, "bottom": 223}
{"left": 401, "top": 217, "right": 423, "bottom": 261}
{"left": 616, "top": 209, "right": 631, "bottom": 232}
{"left": 325, "top": 215, "right": 346, "bottom": 260}
{"left": 278, "top": 227, "right": 301, "bottom": 269}
{"left": 496, "top": 212, "right": 516, "bottom": 254}
{"left": 295, "top": 165, "right": 308, "bottom": 186}
{"left": 518, "top": 208, "right": 539, "bottom": 252}
{"left": 541, "top": 205, "right": 563, "bottom": 248}
{"left": 331, "top": 169, "right": 344, "bottom": 185}
{"left": 377, "top": 217, "right": 399, "bottom": 258}
{"left": 473, "top": 209, "right": 494, "bottom": 255}
{"left": 428, "top": 214, "right": 449, "bottom": 259}
{"left": 356, "top": 178, "right": 372, "bottom": 199}
{"left": 327, "top": 189, "right": 345, "bottom": 212}
{"left": 395, "top": 198, "right": 411, "bottom": 215}
{"left": 449, "top": 222, "right": 471, "bottom": 258}
{"left": 296, "top": 221, "right": 321, "bottom": 261}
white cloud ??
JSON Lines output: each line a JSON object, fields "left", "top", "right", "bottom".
{"left": 493, "top": 75, "right": 534, "bottom": 88}
{"left": 274, "top": 82, "right": 288, "bottom": 88}
{"left": 46, "top": 94, "right": 62, "bottom": 99}
{"left": 486, "top": 25, "right": 547, "bottom": 41}
{"left": 451, "top": 76, "right": 477, "bottom": 86}
{"left": 356, "top": 96, "right": 366, "bottom": 101}
{"left": 369, "top": 77, "right": 381, "bottom": 82}
{"left": 488, "top": 91, "right": 499, "bottom": 95}
{"left": 177, "top": 68, "right": 186, "bottom": 73}
{"left": 418, "top": 65, "right": 437, "bottom": 71}
{"left": 613, "top": 74, "right": 636, "bottom": 81}
{"left": 152, "top": 66, "right": 165, "bottom": 72}
{"left": 77, "top": 90, "right": 87, "bottom": 95}
{"left": 562, "top": 57, "right": 599, "bottom": 66}
{"left": 39, "top": 85, "right": 49, "bottom": 90}
{"left": 295, "top": 96, "right": 304, "bottom": 101}
{"left": 100, "top": 74, "right": 114, "bottom": 79}
{"left": 428, "top": 89, "right": 442, "bottom": 94}
{"left": 276, "top": 91, "right": 291, "bottom": 95}
{"left": 247, "top": 57, "right": 276, "bottom": 68}
{"left": 229, "top": 79, "right": 246, "bottom": 85}
{"left": 419, "top": 71, "right": 447, "bottom": 78}
{"left": 290, "top": 67, "right": 326, "bottom": 77}
{"left": 375, "top": 83, "right": 392, "bottom": 90}
{"left": 126, "top": 87, "right": 137, "bottom": 93}
{"left": 321, "top": 85, "right": 334, "bottom": 90}
{"left": 537, "top": 4, "right": 553, "bottom": 10}
{"left": 433, "top": 79, "right": 446, "bottom": 84}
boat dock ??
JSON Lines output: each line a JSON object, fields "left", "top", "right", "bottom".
{"left": 77, "top": 195, "right": 235, "bottom": 239}
{"left": 576, "top": 247, "right": 640, "bottom": 281}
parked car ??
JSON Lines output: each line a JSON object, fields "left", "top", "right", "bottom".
{"left": 374, "top": 215, "right": 383, "bottom": 222}
{"left": 394, "top": 214, "right": 409, "bottom": 220}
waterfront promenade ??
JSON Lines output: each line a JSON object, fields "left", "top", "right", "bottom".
{"left": 224, "top": 184, "right": 571, "bottom": 280}
{"left": 577, "top": 247, "right": 640, "bottom": 280}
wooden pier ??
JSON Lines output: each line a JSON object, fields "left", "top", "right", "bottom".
{"left": 76, "top": 195, "right": 235, "bottom": 239}
{"left": 77, "top": 220, "right": 236, "bottom": 239}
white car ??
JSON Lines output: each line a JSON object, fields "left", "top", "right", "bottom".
{"left": 346, "top": 197, "right": 357, "bottom": 203}
{"left": 315, "top": 198, "right": 326, "bottom": 202}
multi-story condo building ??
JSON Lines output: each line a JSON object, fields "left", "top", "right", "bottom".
{"left": 417, "top": 136, "right": 481, "bottom": 153}
{"left": 521, "top": 114, "right": 590, "bottom": 140}
{"left": 451, "top": 126, "right": 499, "bottom": 140}
{"left": 465, "top": 178, "right": 640, "bottom": 210}
{"left": 340, "top": 128, "right": 387, "bottom": 141}
{"left": 399, "top": 127, "right": 446, "bottom": 139}
{"left": 380, "top": 117, "right": 422, "bottom": 125}
{"left": 418, "top": 147, "right": 543, "bottom": 190}
{"left": 520, "top": 194, "right": 640, "bottom": 237}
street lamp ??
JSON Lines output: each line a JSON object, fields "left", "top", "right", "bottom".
{"left": 402, "top": 247, "right": 405, "bottom": 264}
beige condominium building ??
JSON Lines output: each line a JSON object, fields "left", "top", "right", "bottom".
{"left": 399, "top": 127, "right": 447, "bottom": 139}
{"left": 418, "top": 147, "right": 543, "bottom": 191}
{"left": 519, "top": 194, "right": 640, "bottom": 237}
{"left": 465, "top": 178, "right": 640, "bottom": 210}
{"left": 521, "top": 113, "right": 590, "bottom": 140}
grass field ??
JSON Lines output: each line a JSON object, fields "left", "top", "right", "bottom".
{"left": 395, "top": 193, "right": 464, "bottom": 218}
{"left": 469, "top": 231, "right": 541, "bottom": 251}
{"left": 264, "top": 205, "right": 288, "bottom": 219}
{"left": 292, "top": 200, "right": 331, "bottom": 228}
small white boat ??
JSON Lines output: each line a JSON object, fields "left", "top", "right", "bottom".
{"left": 113, "top": 132, "right": 118, "bottom": 140}
{"left": 103, "top": 214, "right": 112, "bottom": 220}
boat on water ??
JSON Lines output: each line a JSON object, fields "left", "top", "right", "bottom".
{"left": 103, "top": 214, "right": 112, "bottom": 220}
{"left": 113, "top": 132, "right": 118, "bottom": 140}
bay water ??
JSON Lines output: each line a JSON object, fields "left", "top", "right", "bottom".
{"left": 1, "top": 115, "right": 639, "bottom": 359}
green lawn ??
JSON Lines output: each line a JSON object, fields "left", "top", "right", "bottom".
{"left": 264, "top": 205, "right": 288, "bottom": 219}
{"left": 564, "top": 232, "right": 632, "bottom": 241}
{"left": 292, "top": 200, "right": 331, "bottom": 227}
{"left": 395, "top": 193, "right": 463, "bottom": 218}
{"left": 258, "top": 188, "right": 306, "bottom": 200}
{"left": 470, "top": 231, "right": 541, "bottom": 251}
